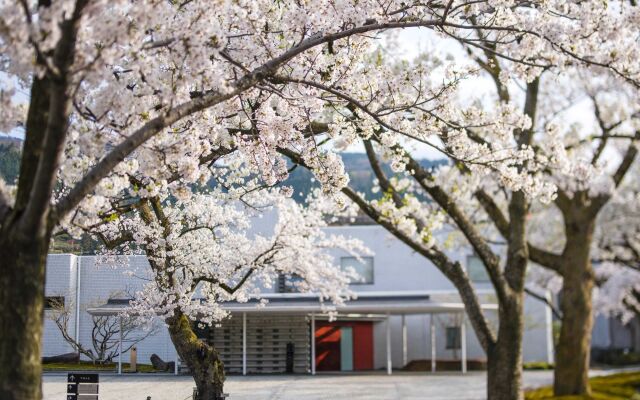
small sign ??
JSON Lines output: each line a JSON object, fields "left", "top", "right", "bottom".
{"left": 67, "top": 373, "right": 99, "bottom": 383}
{"left": 77, "top": 384, "right": 99, "bottom": 394}
{"left": 67, "top": 373, "right": 99, "bottom": 400}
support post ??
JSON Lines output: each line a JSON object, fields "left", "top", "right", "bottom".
{"left": 242, "top": 313, "right": 247, "bottom": 376}
{"left": 401, "top": 314, "right": 407, "bottom": 368}
{"left": 311, "top": 314, "right": 316, "bottom": 375}
{"left": 386, "top": 313, "right": 392, "bottom": 375}
{"left": 430, "top": 314, "right": 436, "bottom": 373}
{"left": 544, "top": 290, "right": 555, "bottom": 364}
{"left": 461, "top": 313, "right": 467, "bottom": 374}
{"left": 174, "top": 349, "right": 178, "bottom": 376}
{"left": 118, "top": 316, "right": 123, "bottom": 375}
{"left": 74, "top": 257, "right": 81, "bottom": 343}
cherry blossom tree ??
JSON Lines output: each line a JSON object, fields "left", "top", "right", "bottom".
{"left": 84, "top": 164, "right": 364, "bottom": 399}
{"left": 478, "top": 69, "right": 640, "bottom": 396}
{"left": 278, "top": 19, "right": 640, "bottom": 400}
{"left": 594, "top": 180, "right": 640, "bottom": 323}
{"left": 0, "top": 1, "right": 639, "bottom": 399}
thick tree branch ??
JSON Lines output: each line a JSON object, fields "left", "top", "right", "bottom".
{"left": 385, "top": 143, "right": 510, "bottom": 302}
{"left": 95, "top": 231, "right": 134, "bottom": 250}
{"left": 279, "top": 146, "right": 497, "bottom": 351}
{"left": 20, "top": 1, "right": 89, "bottom": 233}
{"left": 363, "top": 140, "right": 404, "bottom": 207}
{"left": 591, "top": 130, "right": 640, "bottom": 213}
{"left": 475, "top": 190, "right": 510, "bottom": 237}
{"left": 476, "top": 189, "right": 563, "bottom": 273}
{"left": 502, "top": 78, "right": 540, "bottom": 293}
{"left": 611, "top": 131, "right": 640, "bottom": 188}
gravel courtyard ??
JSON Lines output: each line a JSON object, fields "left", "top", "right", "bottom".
{"left": 43, "top": 371, "right": 555, "bottom": 400}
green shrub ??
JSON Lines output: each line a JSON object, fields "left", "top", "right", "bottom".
{"left": 526, "top": 372, "right": 640, "bottom": 400}
{"left": 524, "top": 362, "right": 554, "bottom": 370}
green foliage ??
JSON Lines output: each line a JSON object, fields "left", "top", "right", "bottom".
{"left": 49, "top": 233, "right": 100, "bottom": 255}
{"left": 0, "top": 143, "right": 21, "bottom": 184}
{"left": 43, "top": 361, "right": 160, "bottom": 373}
{"left": 526, "top": 372, "right": 640, "bottom": 400}
{"left": 523, "top": 361, "right": 554, "bottom": 370}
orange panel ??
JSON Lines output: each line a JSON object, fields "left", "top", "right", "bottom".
{"left": 315, "top": 321, "right": 374, "bottom": 371}
{"left": 315, "top": 324, "right": 341, "bottom": 371}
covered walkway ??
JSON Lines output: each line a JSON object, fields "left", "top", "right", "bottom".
{"left": 87, "top": 292, "right": 498, "bottom": 376}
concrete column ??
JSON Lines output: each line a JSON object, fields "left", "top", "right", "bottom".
{"left": 174, "top": 349, "right": 179, "bottom": 375}
{"left": 311, "top": 314, "right": 316, "bottom": 375}
{"left": 461, "top": 313, "right": 467, "bottom": 374}
{"left": 430, "top": 314, "right": 436, "bottom": 373}
{"left": 118, "top": 316, "right": 123, "bottom": 375}
{"left": 544, "top": 291, "right": 555, "bottom": 364}
{"left": 242, "top": 313, "right": 247, "bottom": 376}
{"left": 401, "top": 315, "right": 407, "bottom": 367}
{"left": 74, "top": 257, "right": 81, "bottom": 343}
{"left": 386, "top": 313, "right": 392, "bottom": 375}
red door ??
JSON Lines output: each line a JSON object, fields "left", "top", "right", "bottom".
{"left": 315, "top": 321, "right": 373, "bottom": 371}
{"left": 353, "top": 322, "right": 373, "bottom": 370}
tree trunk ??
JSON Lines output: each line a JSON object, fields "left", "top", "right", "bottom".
{"left": 554, "top": 213, "right": 596, "bottom": 396}
{"left": 487, "top": 296, "right": 524, "bottom": 400}
{"left": 167, "top": 313, "right": 225, "bottom": 400}
{"left": 0, "top": 233, "right": 49, "bottom": 400}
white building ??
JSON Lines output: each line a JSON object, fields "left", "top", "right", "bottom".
{"left": 42, "top": 224, "right": 555, "bottom": 374}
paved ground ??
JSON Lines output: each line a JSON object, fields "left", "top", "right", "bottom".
{"left": 43, "top": 371, "right": 556, "bottom": 400}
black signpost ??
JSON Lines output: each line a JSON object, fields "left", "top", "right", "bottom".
{"left": 67, "top": 373, "right": 99, "bottom": 400}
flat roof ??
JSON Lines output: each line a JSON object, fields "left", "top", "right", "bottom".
{"left": 86, "top": 292, "right": 498, "bottom": 316}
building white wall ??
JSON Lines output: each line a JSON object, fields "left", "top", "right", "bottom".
{"left": 522, "top": 294, "right": 555, "bottom": 364}
{"left": 43, "top": 254, "right": 174, "bottom": 365}
{"left": 42, "top": 223, "right": 555, "bottom": 368}
{"left": 76, "top": 256, "right": 174, "bottom": 365}
{"left": 324, "top": 226, "right": 454, "bottom": 293}
{"left": 42, "top": 254, "right": 77, "bottom": 357}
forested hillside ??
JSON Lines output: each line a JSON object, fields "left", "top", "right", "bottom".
{"left": 0, "top": 137, "right": 21, "bottom": 184}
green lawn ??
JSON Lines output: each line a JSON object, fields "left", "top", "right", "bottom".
{"left": 526, "top": 372, "right": 640, "bottom": 400}
{"left": 43, "top": 361, "right": 161, "bottom": 373}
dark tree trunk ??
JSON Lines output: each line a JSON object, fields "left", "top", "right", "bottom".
{"left": 167, "top": 313, "right": 225, "bottom": 400}
{"left": 487, "top": 295, "right": 524, "bottom": 400}
{"left": 554, "top": 213, "right": 596, "bottom": 396}
{"left": 0, "top": 233, "right": 50, "bottom": 400}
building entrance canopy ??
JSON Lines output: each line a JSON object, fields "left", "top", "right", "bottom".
{"left": 87, "top": 292, "right": 498, "bottom": 376}
{"left": 87, "top": 291, "right": 498, "bottom": 316}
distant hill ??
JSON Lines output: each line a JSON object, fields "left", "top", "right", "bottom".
{"left": 0, "top": 138, "right": 446, "bottom": 201}
{"left": 0, "top": 137, "right": 22, "bottom": 184}
{"left": 0, "top": 136, "right": 23, "bottom": 148}
{"left": 284, "top": 152, "right": 447, "bottom": 202}
{"left": 0, "top": 140, "right": 446, "bottom": 243}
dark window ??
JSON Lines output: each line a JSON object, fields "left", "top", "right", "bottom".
{"left": 340, "top": 257, "right": 374, "bottom": 284}
{"left": 44, "top": 296, "right": 65, "bottom": 310}
{"left": 277, "top": 273, "right": 304, "bottom": 293}
{"left": 446, "top": 327, "right": 461, "bottom": 349}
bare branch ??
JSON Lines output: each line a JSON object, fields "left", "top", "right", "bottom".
{"left": 525, "top": 286, "right": 562, "bottom": 320}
